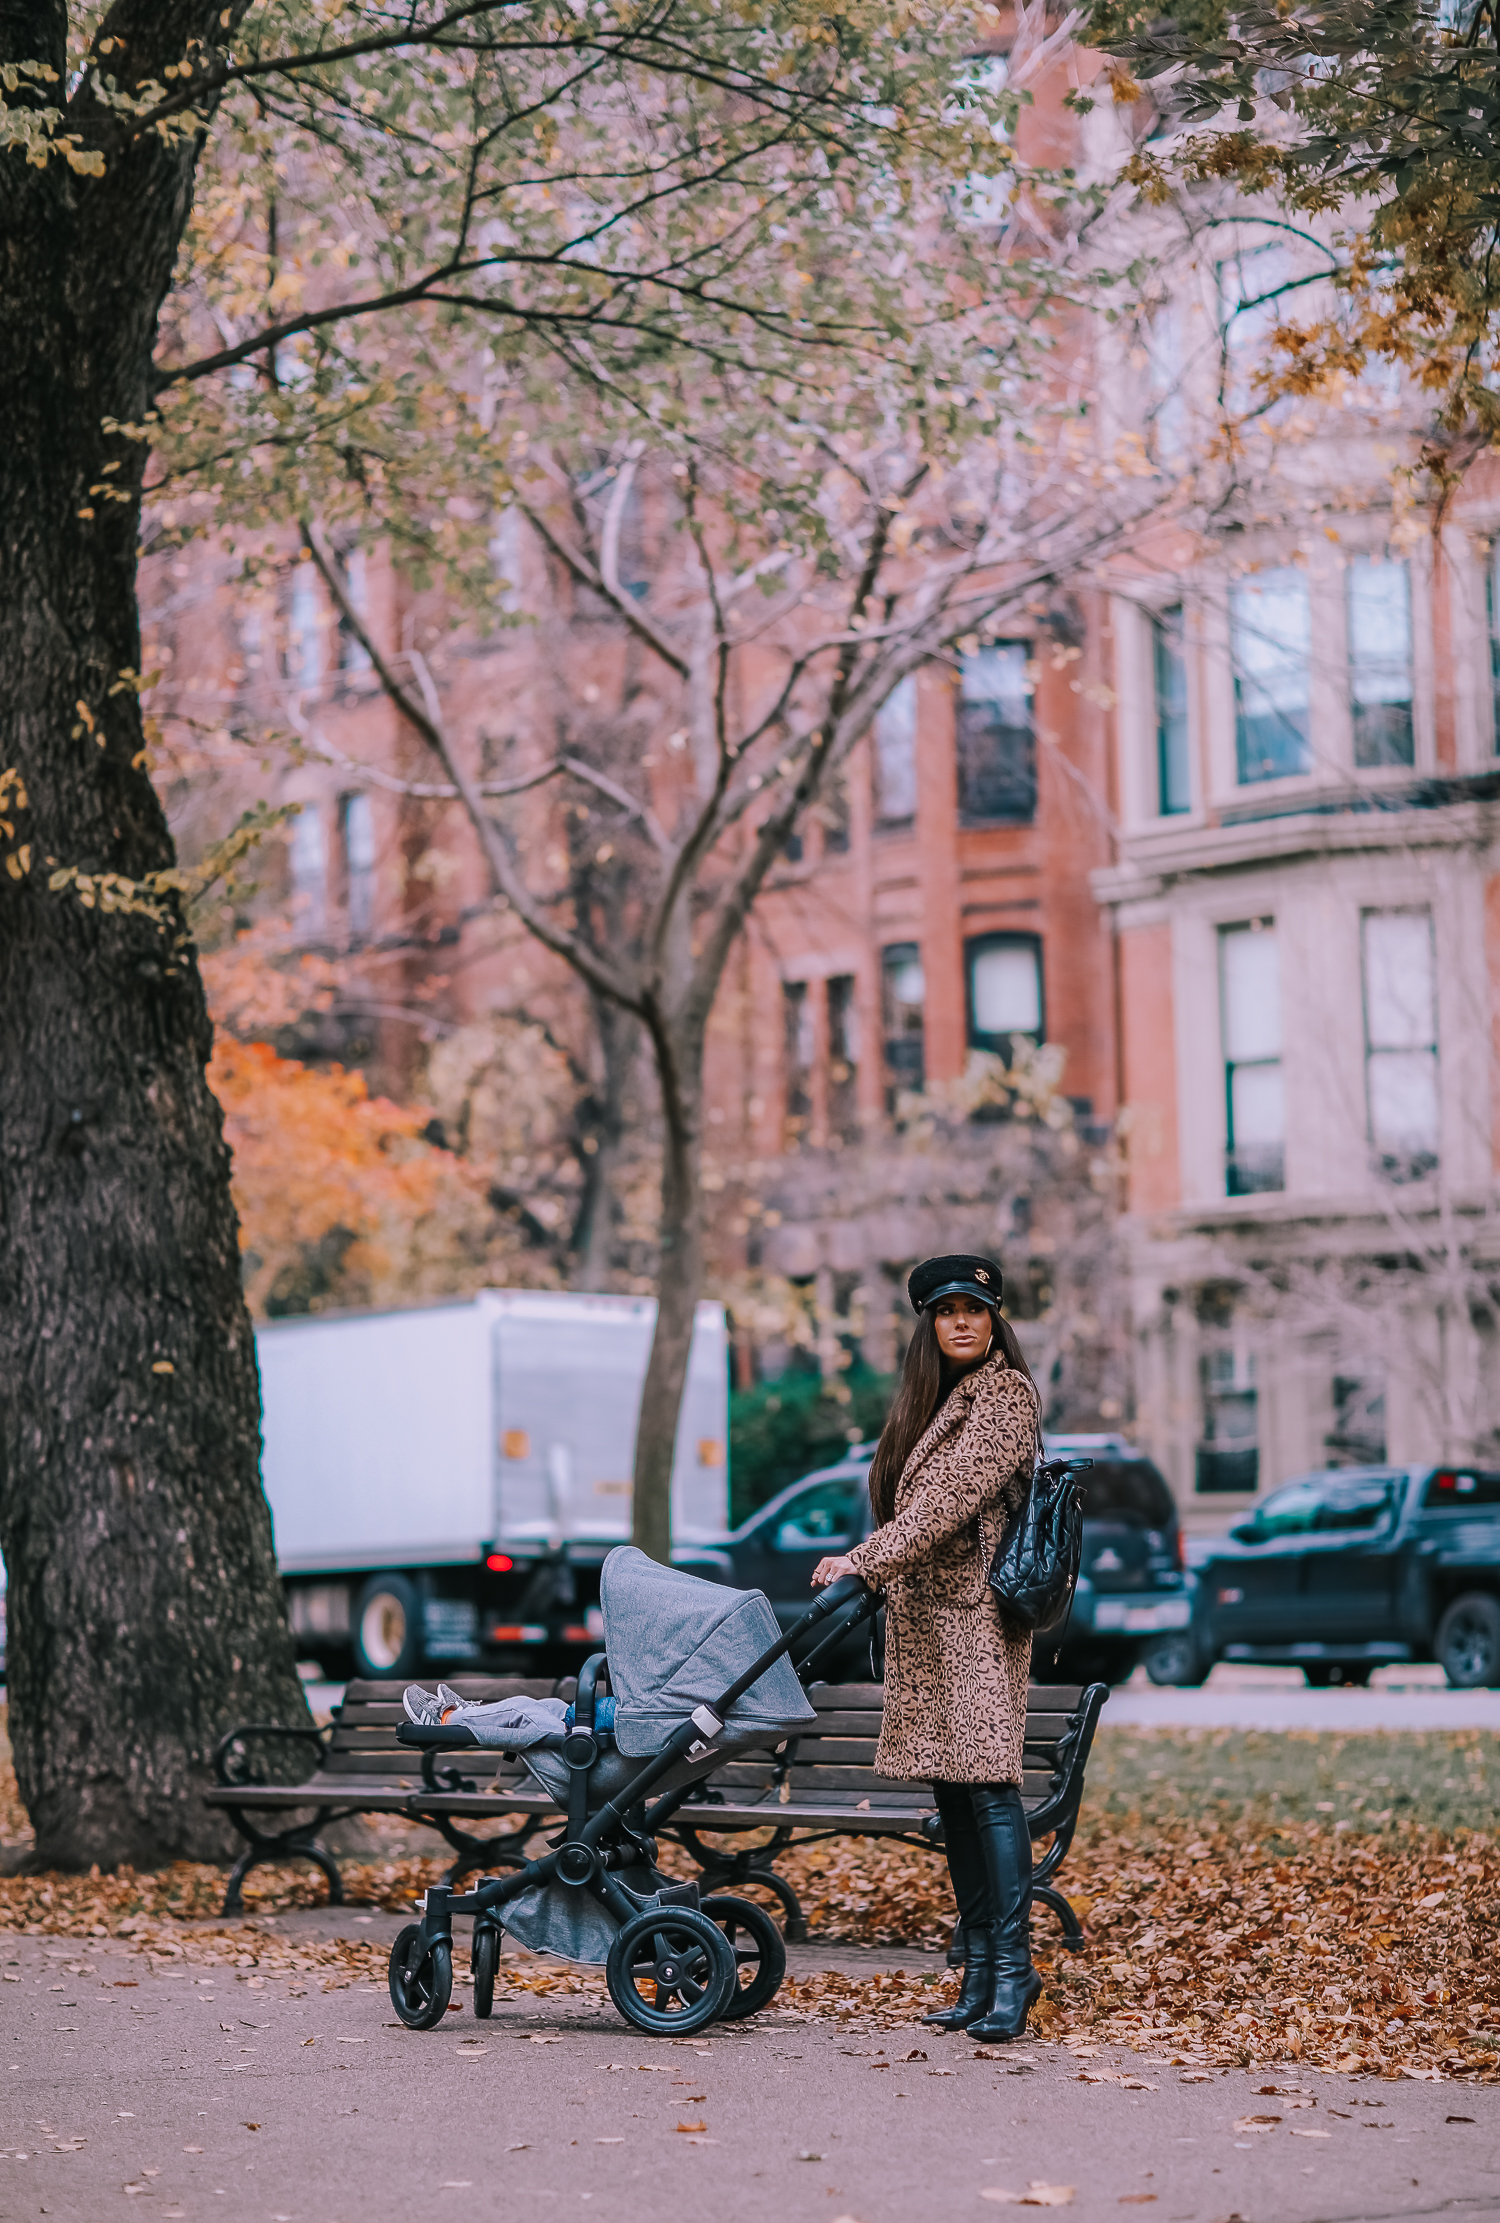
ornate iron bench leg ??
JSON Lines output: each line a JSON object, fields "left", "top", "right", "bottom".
{"left": 743, "top": 1851, "right": 807, "bottom": 1943}
{"left": 1034, "top": 1882, "right": 1084, "bottom": 1949}
{"left": 218, "top": 1807, "right": 344, "bottom": 1917}
{"left": 414, "top": 1812, "right": 544, "bottom": 1888}
{"left": 669, "top": 1826, "right": 809, "bottom": 1942}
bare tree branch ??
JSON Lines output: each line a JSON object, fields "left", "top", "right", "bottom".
{"left": 518, "top": 498, "right": 691, "bottom": 678}
{"left": 302, "top": 519, "right": 643, "bottom": 1010}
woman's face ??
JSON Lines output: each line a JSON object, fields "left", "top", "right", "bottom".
{"left": 931, "top": 1294, "right": 994, "bottom": 1365}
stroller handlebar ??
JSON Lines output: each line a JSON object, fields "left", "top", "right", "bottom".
{"left": 803, "top": 1571, "right": 871, "bottom": 1615}
{"left": 701, "top": 1570, "right": 875, "bottom": 1728}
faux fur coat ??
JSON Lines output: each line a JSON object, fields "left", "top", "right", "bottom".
{"left": 847, "top": 1352, "right": 1040, "bottom": 1785}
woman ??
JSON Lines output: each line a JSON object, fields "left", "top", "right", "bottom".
{"left": 812, "top": 1252, "right": 1041, "bottom": 2042}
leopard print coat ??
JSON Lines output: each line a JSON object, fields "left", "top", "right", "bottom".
{"left": 847, "top": 1351, "right": 1039, "bottom": 1785}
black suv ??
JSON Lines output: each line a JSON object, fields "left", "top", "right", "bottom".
{"left": 717, "top": 1432, "right": 1190, "bottom": 1684}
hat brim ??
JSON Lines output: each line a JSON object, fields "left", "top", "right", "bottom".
{"left": 919, "top": 1279, "right": 1002, "bottom": 1310}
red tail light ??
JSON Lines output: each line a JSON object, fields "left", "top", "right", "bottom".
{"left": 486, "top": 1552, "right": 513, "bottom": 1573}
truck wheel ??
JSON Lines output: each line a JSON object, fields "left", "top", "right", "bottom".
{"left": 1142, "top": 1632, "right": 1208, "bottom": 1688}
{"left": 353, "top": 1574, "right": 422, "bottom": 1679}
{"left": 1436, "top": 1593, "right": 1500, "bottom": 1689}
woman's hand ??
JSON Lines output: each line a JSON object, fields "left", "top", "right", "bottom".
{"left": 811, "top": 1554, "right": 861, "bottom": 1588}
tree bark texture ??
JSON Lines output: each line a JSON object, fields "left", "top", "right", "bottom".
{"left": 630, "top": 1020, "right": 704, "bottom": 1565}
{"left": 0, "top": 0, "right": 309, "bottom": 1866}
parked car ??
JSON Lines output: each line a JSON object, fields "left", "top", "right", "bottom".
{"left": 716, "top": 1452, "right": 882, "bottom": 1675}
{"left": 1040, "top": 1435, "right": 1193, "bottom": 1686}
{"left": 1190, "top": 1463, "right": 1500, "bottom": 1687}
{"left": 717, "top": 1431, "right": 1193, "bottom": 1686}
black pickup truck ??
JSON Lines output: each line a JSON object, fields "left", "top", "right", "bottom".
{"left": 1189, "top": 1463, "right": 1500, "bottom": 1687}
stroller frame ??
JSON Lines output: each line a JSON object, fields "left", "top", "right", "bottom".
{"left": 389, "top": 1573, "right": 878, "bottom": 2034}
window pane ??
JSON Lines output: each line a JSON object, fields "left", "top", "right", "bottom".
{"left": 288, "top": 561, "right": 323, "bottom": 685}
{"left": 1349, "top": 556, "right": 1413, "bottom": 767}
{"left": 337, "top": 547, "right": 371, "bottom": 672}
{"left": 783, "top": 981, "right": 812, "bottom": 1128}
{"left": 343, "top": 792, "right": 375, "bottom": 939}
{"left": 1232, "top": 571, "right": 1310, "bottom": 783}
{"left": 1363, "top": 910, "right": 1434, "bottom": 1049}
{"left": 1154, "top": 607, "right": 1190, "bottom": 814}
{"left": 874, "top": 676, "right": 918, "bottom": 823}
{"left": 1254, "top": 1482, "right": 1322, "bottom": 1534}
{"left": 1221, "top": 925, "right": 1280, "bottom": 1061}
{"left": 1315, "top": 1483, "right": 1395, "bottom": 1533}
{"left": 1368, "top": 1050, "right": 1439, "bottom": 1158}
{"left": 828, "top": 975, "right": 859, "bottom": 1143}
{"left": 956, "top": 644, "right": 1035, "bottom": 822}
{"left": 1230, "top": 1061, "right": 1285, "bottom": 1148}
{"left": 970, "top": 940, "right": 1042, "bottom": 1039}
{"left": 290, "top": 805, "right": 326, "bottom": 931}
{"left": 882, "top": 943, "right": 925, "bottom": 1096}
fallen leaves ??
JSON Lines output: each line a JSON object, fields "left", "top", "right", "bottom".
{"left": 981, "top": 2184, "right": 1075, "bottom": 2206}
{"left": 756, "top": 1779, "right": 1500, "bottom": 2077}
{"left": 675, "top": 2120, "right": 707, "bottom": 2134}
{"left": 1232, "top": 2115, "right": 1280, "bottom": 2133}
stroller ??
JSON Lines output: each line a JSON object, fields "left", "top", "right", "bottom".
{"left": 389, "top": 1550, "right": 877, "bottom": 2035}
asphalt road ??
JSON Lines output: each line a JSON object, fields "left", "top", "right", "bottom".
{"left": 1104, "top": 1665, "right": 1500, "bottom": 1733}
{"left": 2, "top": 1918, "right": 1495, "bottom": 2223}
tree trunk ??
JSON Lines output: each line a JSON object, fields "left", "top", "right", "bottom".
{"left": 0, "top": 7, "right": 309, "bottom": 1867}
{"left": 630, "top": 1021, "right": 704, "bottom": 1564}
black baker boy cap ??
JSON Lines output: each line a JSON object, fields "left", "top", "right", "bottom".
{"left": 908, "top": 1252, "right": 1005, "bottom": 1313}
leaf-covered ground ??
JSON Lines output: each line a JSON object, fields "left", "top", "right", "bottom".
{"left": 0, "top": 1725, "right": 1495, "bottom": 2076}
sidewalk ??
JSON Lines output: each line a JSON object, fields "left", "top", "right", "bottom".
{"left": 3, "top": 1910, "right": 1494, "bottom": 2223}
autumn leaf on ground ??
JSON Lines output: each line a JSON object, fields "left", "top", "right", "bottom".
{"left": 982, "top": 2186, "right": 1075, "bottom": 2207}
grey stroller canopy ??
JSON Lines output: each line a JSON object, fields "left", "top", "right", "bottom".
{"left": 601, "top": 1546, "right": 817, "bottom": 1754}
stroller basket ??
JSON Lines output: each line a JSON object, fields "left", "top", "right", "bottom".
{"left": 389, "top": 1564, "right": 876, "bottom": 2036}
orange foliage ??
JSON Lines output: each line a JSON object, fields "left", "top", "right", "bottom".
{"left": 209, "top": 1036, "right": 464, "bottom": 1316}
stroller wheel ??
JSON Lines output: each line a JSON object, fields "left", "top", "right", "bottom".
{"left": 605, "top": 1907, "right": 736, "bottom": 2035}
{"left": 471, "top": 1922, "right": 501, "bottom": 2020}
{"left": 701, "top": 1894, "right": 786, "bottom": 2020}
{"left": 388, "top": 1923, "right": 454, "bottom": 2030}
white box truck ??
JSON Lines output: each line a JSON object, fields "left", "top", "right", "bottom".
{"left": 256, "top": 1289, "right": 730, "bottom": 1678}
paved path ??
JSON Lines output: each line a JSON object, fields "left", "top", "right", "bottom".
{"left": 2, "top": 1914, "right": 1495, "bottom": 2223}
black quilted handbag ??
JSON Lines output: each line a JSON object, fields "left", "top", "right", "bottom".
{"left": 987, "top": 1456, "right": 1090, "bottom": 1634}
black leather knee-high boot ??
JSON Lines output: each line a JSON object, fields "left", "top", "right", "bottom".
{"left": 965, "top": 1784, "right": 1041, "bottom": 2041}
{"left": 923, "top": 1782, "right": 996, "bottom": 2031}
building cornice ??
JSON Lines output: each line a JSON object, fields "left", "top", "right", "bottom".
{"left": 1093, "top": 790, "right": 1500, "bottom": 907}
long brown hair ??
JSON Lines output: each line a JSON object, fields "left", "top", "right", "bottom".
{"left": 867, "top": 1306, "right": 1038, "bottom": 1526}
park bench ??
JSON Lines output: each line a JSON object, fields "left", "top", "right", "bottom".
{"left": 664, "top": 1679, "right": 1107, "bottom": 1949}
{"left": 207, "top": 1675, "right": 575, "bottom": 1914}
{"left": 208, "top": 1674, "right": 1107, "bottom": 1945}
